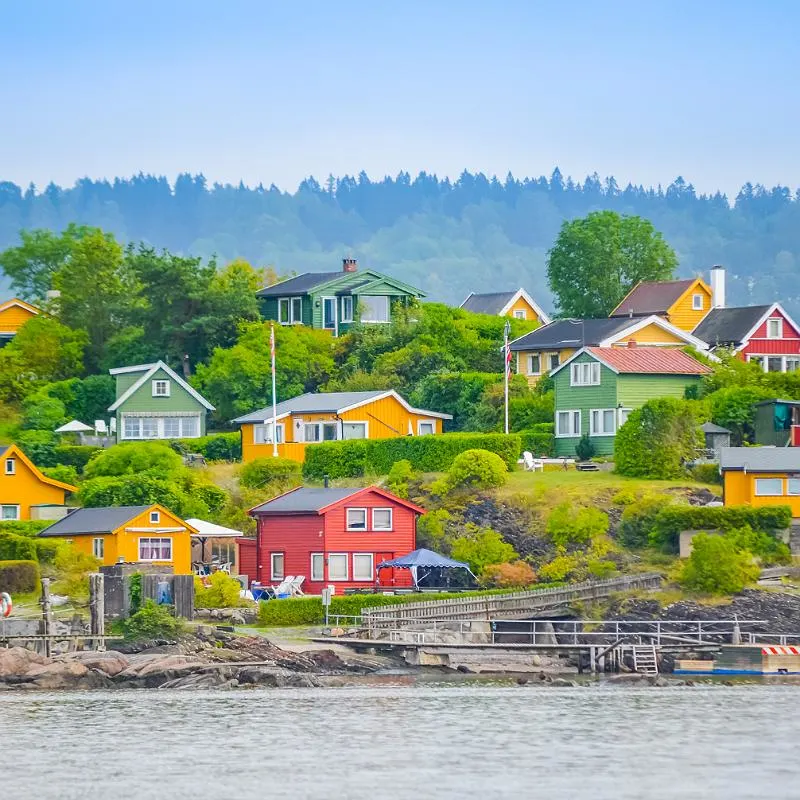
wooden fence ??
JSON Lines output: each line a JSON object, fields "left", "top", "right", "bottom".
{"left": 362, "top": 573, "right": 663, "bottom": 632}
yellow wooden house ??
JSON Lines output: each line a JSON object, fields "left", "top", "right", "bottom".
{"left": 609, "top": 277, "right": 713, "bottom": 332}
{"left": 720, "top": 448, "right": 800, "bottom": 518}
{"left": 38, "top": 504, "right": 195, "bottom": 573}
{"left": 459, "top": 289, "right": 551, "bottom": 325}
{"left": 234, "top": 390, "right": 452, "bottom": 463}
{"left": 0, "top": 298, "right": 40, "bottom": 343}
{"left": 0, "top": 444, "right": 77, "bottom": 521}
{"left": 510, "top": 314, "right": 712, "bottom": 387}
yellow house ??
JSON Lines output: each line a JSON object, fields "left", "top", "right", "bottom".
{"left": 720, "top": 448, "right": 800, "bottom": 518}
{"left": 0, "top": 298, "right": 40, "bottom": 343}
{"left": 38, "top": 504, "right": 195, "bottom": 573}
{"left": 460, "top": 289, "right": 551, "bottom": 325}
{"left": 609, "top": 277, "right": 713, "bottom": 332}
{"left": 510, "top": 314, "right": 712, "bottom": 387}
{"left": 0, "top": 444, "right": 77, "bottom": 521}
{"left": 234, "top": 390, "right": 452, "bottom": 463}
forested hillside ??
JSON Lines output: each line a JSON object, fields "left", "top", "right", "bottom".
{"left": 1, "top": 170, "right": 799, "bottom": 313}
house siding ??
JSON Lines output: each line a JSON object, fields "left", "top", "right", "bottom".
{"left": 515, "top": 348, "right": 575, "bottom": 387}
{"left": 616, "top": 373, "right": 702, "bottom": 408}
{"left": 506, "top": 296, "right": 541, "bottom": 323}
{"left": 667, "top": 281, "right": 713, "bottom": 332}
{"left": 0, "top": 449, "right": 74, "bottom": 520}
{"left": 0, "top": 304, "right": 37, "bottom": 333}
{"left": 612, "top": 322, "right": 686, "bottom": 345}
{"left": 257, "top": 514, "right": 324, "bottom": 588}
{"left": 724, "top": 472, "right": 800, "bottom": 518}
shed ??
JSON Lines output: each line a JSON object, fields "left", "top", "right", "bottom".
{"left": 700, "top": 421, "right": 732, "bottom": 452}
{"left": 753, "top": 399, "right": 800, "bottom": 447}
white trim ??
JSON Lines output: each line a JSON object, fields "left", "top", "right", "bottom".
{"left": 253, "top": 421, "right": 286, "bottom": 445}
{"left": 555, "top": 409, "right": 582, "bottom": 438}
{"left": 4, "top": 457, "right": 15, "bottom": 475}
{"left": 767, "top": 318, "right": 784, "bottom": 339}
{"left": 137, "top": 537, "right": 173, "bottom": 562}
{"left": 416, "top": 419, "right": 436, "bottom": 436}
{"left": 0, "top": 504, "right": 20, "bottom": 521}
{"left": 513, "top": 308, "right": 526, "bottom": 320}
{"left": 125, "top": 526, "right": 186, "bottom": 533}
{"left": 327, "top": 553, "right": 349, "bottom": 581}
{"left": 692, "top": 293, "right": 704, "bottom": 311}
{"left": 321, "top": 295, "right": 338, "bottom": 336}
{"left": 346, "top": 508, "right": 368, "bottom": 531}
{"left": 458, "top": 292, "right": 475, "bottom": 308}
{"left": 341, "top": 420, "right": 369, "bottom": 440}
{"left": 92, "top": 537, "right": 105, "bottom": 560}
{"left": 618, "top": 407, "right": 632, "bottom": 427}
{"left": 589, "top": 408, "right": 617, "bottom": 437}
{"left": 270, "top": 552, "right": 285, "bottom": 581}
{"left": 336, "top": 389, "right": 452, "bottom": 419}
{"left": 149, "top": 510, "right": 160, "bottom": 524}
{"left": 372, "top": 508, "right": 393, "bottom": 531}
{"left": 498, "top": 288, "right": 552, "bottom": 325}
{"left": 152, "top": 379, "right": 170, "bottom": 398}
{"left": 340, "top": 295, "right": 354, "bottom": 323}
{"left": 311, "top": 552, "right": 324, "bottom": 582}
{"left": 754, "top": 478, "right": 783, "bottom": 497}
{"left": 734, "top": 303, "right": 800, "bottom": 353}
{"left": 352, "top": 552, "right": 374, "bottom": 581}
{"left": 278, "top": 297, "right": 291, "bottom": 324}
{"left": 550, "top": 348, "right": 615, "bottom": 378}
{"left": 109, "top": 361, "right": 215, "bottom": 411}
{"left": 0, "top": 298, "right": 40, "bottom": 315}
{"left": 746, "top": 354, "right": 800, "bottom": 374}
{"left": 120, "top": 413, "right": 202, "bottom": 440}
{"left": 525, "top": 352, "right": 541, "bottom": 376}
{"left": 599, "top": 314, "right": 714, "bottom": 354}
{"left": 570, "top": 361, "right": 601, "bottom": 386}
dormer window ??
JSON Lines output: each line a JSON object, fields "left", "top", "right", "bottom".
{"left": 4, "top": 458, "right": 15, "bottom": 475}
{"left": 767, "top": 318, "right": 783, "bottom": 339}
{"left": 692, "top": 293, "right": 704, "bottom": 311}
{"left": 152, "top": 379, "right": 170, "bottom": 397}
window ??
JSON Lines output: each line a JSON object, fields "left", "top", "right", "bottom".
{"left": 163, "top": 417, "right": 180, "bottom": 438}
{"left": 755, "top": 478, "right": 783, "bottom": 496}
{"left": 341, "top": 296, "right": 354, "bottom": 322}
{"left": 548, "top": 353, "right": 560, "bottom": 371}
{"left": 311, "top": 553, "right": 324, "bottom": 582}
{"left": 570, "top": 361, "right": 600, "bottom": 386}
{"left": 556, "top": 410, "right": 581, "bottom": 437}
{"left": 526, "top": 354, "right": 541, "bottom": 376}
{"left": 322, "top": 297, "right": 337, "bottom": 330}
{"left": 372, "top": 509, "right": 393, "bottom": 530}
{"left": 352, "top": 553, "right": 374, "bottom": 581}
{"left": 278, "top": 298, "right": 290, "bottom": 324}
{"left": 417, "top": 420, "right": 435, "bottom": 436}
{"left": 748, "top": 355, "right": 765, "bottom": 370}
{"left": 1, "top": 505, "right": 19, "bottom": 520}
{"left": 342, "top": 422, "right": 367, "bottom": 440}
{"left": 270, "top": 552, "right": 285, "bottom": 580}
{"left": 767, "top": 318, "right": 783, "bottom": 339}
{"left": 138, "top": 538, "right": 172, "bottom": 561}
{"left": 788, "top": 479, "right": 800, "bottom": 496}
{"left": 180, "top": 416, "right": 199, "bottom": 438}
{"left": 767, "top": 357, "right": 783, "bottom": 373}
{"left": 304, "top": 422, "right": 338, "bottom": 443}
{"left": 291, "top": 297, "right": 303, "bottom": 324}
{"left": 618, "top": 407, "right": 632, "bottom": 427}
{"left": 347, "top": 508, "right": 367, "bottom": 530}
{"left": 141, "top": 418, "right": 159, "bottom": 438}
{"left": 692, "top": 293, "right": 704, "bottom": 311}
{"left": 513, "top": 309, "right": 526, "bottom": 320}
{"left": 590, "top": 409, "right": 616, "bottom": 436}
{"left": 254, "top": 423, "right": 284, "bottom": 444}
{"left": 328, "top": 554, "right": 348, "bottom": 581}
{"left": 212, "top": 541, "right": 235, "bottom": 563}
{"left": 787, "top": 358, "right": 800, "bottom": 373}
{"left": 93, "top": 538, "right": 104, "bottom": 559}
{"left": 4, "top": 458, "right": 15, "bottom": 475}
{"left": 149, "top": 510, "right": 160, "bottom": 524}
{"left": 152, "top": 379, "right": 170, "bottom": 397}
{"left": 360, "top": 295, "right": 390, "bottom": 323}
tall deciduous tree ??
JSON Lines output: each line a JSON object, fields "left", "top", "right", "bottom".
{"left": 546, "top": 211, "right": 678, "bottom": 318}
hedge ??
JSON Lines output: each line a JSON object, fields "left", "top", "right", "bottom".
{"left": 0, "top": 531, "right": 59, "bottom": 565}
{"left": 53, "top": 445, "right": 103, "bottom": 473}
{"left": 517, "top": 429, "right": 555, "bottom": 457}
{"left": 0, "top": 560, "right": 41, "bottom": 593}
{"left": 303, "top": 433, "right": 522, "bottom": 479}
{"left": 170, "top": 432, "right": 241, "bottom": 462}
{"left": 0, "top": 520, "right": 51, "bottom": 537}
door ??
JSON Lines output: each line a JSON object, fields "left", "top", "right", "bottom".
{"left": 375, "top": 552, "right": 394, "bottom": 587}
{"left": 322, "top": 297, "right": 338, "bottom": 335}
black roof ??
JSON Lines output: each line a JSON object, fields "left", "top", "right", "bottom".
{"left": 509, "top": 317, "right": 635, "bottom": 351}
{"left": 250, "top": 487, "right": 363, "bottom": 516}
{"left": 460, "top": 291, "right": 516, "bottom": 315}
{"left": 256, "top": 272, "right": 341, "bottom": 298}
{"left": 39, "top": 506, "right": 153, "bottom": 537}
{"left": 692, "top": 305, "right": 771, "bottom": 347}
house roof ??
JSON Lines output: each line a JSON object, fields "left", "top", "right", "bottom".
{"left": 185, "top": 518, "right": 243, "bottom": 538}
{"left": 0, "top": 298, "right": 41, "bottom": 316}
{"left": 255, "top": 272, "right": 343, "bottom": 297}
{"left": 584, "top": 347, "right": 711, "bottom": 375}
{"left": 232, "top": 389, "right": 452, "bottom": 424}
{"left": 250, "top": 487, "right": 363, "bottom": 515}
{"left": 754, "top": 399, "right": 800, "bottom": 408}
{"left": 692, "top": 305, "right": 773, "bottom": 347}
{"left": 460, "top": 291, "right": 517, "bottom": 315}
{"left": 0, "top": 444, "right": 78, "bottom": 492}
{"left": 108, "top": 360, "right": 215, "bottom": 412}
{"left": 38, "top": 506, "right": 154, "bottom": 537}
{"left": 509, "top": 317, "right": 638, "bottom": 352}
{"left": 701, "top": 422, "right": 731, "bottom": 434}
{"left": 720, "top": 447, "right": 800, "bottom": 473}
{"left": 610, "top": 279, "right": 697, "bottom": 318}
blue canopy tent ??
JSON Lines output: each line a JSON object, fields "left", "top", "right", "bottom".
{"left": 375, "top": 548, "right": 477, "bottom": 589}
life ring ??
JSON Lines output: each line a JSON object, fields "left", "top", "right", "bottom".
{"left": 0, "top": 592, "right": 11, "bottom": 618}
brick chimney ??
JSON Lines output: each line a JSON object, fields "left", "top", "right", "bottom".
{"left": 342, "top": 257, "right": 358, "bottom": 273}
{"left": 626, "top": 340, "right": 637, "bottom": 348}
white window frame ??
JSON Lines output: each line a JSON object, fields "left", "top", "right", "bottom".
{"left": 787, "top": 478, "right": 800, "bottom": 496}
{"left": 290, "top": 296, "right": 303, "bottom": 324}
{"left": 253, "top": 422, "right": 285, "bottom": 445}
{"left": 618, "top": 407, "right": 632, "bottom": 427}
{"left": 341, "top": 421, "right": 368, "bottom": 440}
{"left": 570, "top": 361, "right": 601, "bottom": 387}
{"left": 556, "top": 410, "right": 581, "bottom": 438}
{"left": 152, "top": 379, "right": 170, "bottom": 397}
{"left": 352, "top": 553, "right": 374, "bottom": 581}
{"left": 547, "top": 352, "right": 560, "bottom": 372}
{"left": 138, "top": 537, "right": 172, "bottom": 561}
{"left": 341, "top": 296, "right": 354, "bottom": 323}
{"left": 4, "top": 458, "right": 15, "bottom": 475}
{"left": 767, "top": 318, "right": 783, "bottom": 339}
{"left": 372, "top": 508, "right": 393, "bottom": 531}
{"left": 589, "top": 408, "right": 617, "bottom": 437}
{"left": 270, "top": 552, "right": 285, "bottom": 581}
{"left": 692, "top": 293, "right": 704, "bottom": 311}
{"left": 754, "top": 478, "right": 783, "bottom": 497}
{"left": 163, "top": 417, "right": 181, "bottom": 438}
{"left": 304, "top": 421, "right": 338, "bottom": 443}
{"left": 93, "top": 537, "right": 105, "bottom": 560}
{"left": 513, "top": 309, "right": 526, "bottom": 320}
{"left": 311, "top": 552, "right": 324, "bottom": 582}
{"left": 526, "top": 354, "right": 541, "bottom": 376}
{"left": 278, "top": 298, "right": 291, "bottom": 325}
{"left": 360, "top": 295, "right": 390, "bottom": 324}
{"left": 321, "top": 296, "right": 338, "bottom": 333}
{"left": 327, "top": 553, "right": 348, "bottom": 581}
{"left": 0, "top": 504, "right": 20, "bottom": 520}
{"left": 417, "top": 419, "right": 435, "bottom": 436}
{"left": 149, "top": 510, "right": 160, "bottom": 524}
{"left": 786, "top": 358, "right": 800, "bottom": 373}
{"left": 346, "top": 508, "right": 368, "bottom": 531}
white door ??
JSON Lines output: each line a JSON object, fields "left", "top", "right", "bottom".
{"left": 322, "top": 297, "right": 338, "bottom": 334}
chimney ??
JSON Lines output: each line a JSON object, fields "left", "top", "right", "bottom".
{"left": 710, "top": 265, "right": 726, "bottom": 309}
{"left": 342, "top": 258, "right": 358, "bottom": 273}
{"left": 626, "top": 340, "right": 637, "bottom": 348}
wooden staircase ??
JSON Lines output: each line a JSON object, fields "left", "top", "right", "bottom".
{"left": 631, "top": 645, "right": 659, "bottom": 675}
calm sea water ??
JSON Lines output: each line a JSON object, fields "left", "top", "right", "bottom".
{"left": 2, "top": 683, "right": 798, "bottom": 799}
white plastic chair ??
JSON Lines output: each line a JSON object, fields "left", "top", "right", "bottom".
{"left": 288, "top": 576, "right": 305, "bottom": 597}
{"left": 265, "top": 576, "right": 294, "bottom": 599}
{"left": 522, "top": 451, "right": 543, "bottom": 472}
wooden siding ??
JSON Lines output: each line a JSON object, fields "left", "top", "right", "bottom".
{"left": 0, "top": 303, "right": 37, "bottom": 333}
{"left": 515, "top": 348, "right": 575, "bottom": 387}
{"left": 724, "top": 472, "right": 800, "bottom": 517}
{"left": 118, "top": 366, "right": 207, "bottom": 414}
{"left": 506, "top": 296, "right": 542, "bottom": 323}
{"left": 237, "top": 538, "right": 257, "bottom": 582}
{"left": 616, "top": 373, "right": 703, "bottom": 408}
{"left": 259, "top": 296, "right": 314, "bottom": 327}
{"left": 741, "top": 309, "right": 800, "bottom": 359}
{"left": 258, "top": 513, "right": 326, "bottom": 588}
{"left": 0, "top": 448, "right": 74, "bottom": 520}
{"left": 611, "top": 322, "right": 686, "bottom": 345}
{"left": 667, "top": 280, "right": 712, "bottom": 331}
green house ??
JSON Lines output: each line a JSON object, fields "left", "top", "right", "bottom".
{"left": 108, "top": 361, "right": 215, "bottom": 442}
{"left": 551, "top": 347, "right": 710, "bottom": 457}
{"left": 256, "top": 258, "right": 425, "bottom": 335}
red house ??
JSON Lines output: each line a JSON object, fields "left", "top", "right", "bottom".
{"left": 238, "top": 486, "right": 424, "bottom": 594}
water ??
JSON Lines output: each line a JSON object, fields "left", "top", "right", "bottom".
{"left": 2, "top": 683, "right": 798, "bottom": 799}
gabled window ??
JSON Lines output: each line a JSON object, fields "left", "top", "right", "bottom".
{"left": 372, "top": 508, "right": 393, "bottom": 530}
{"left": 570, "top": 361, "right": 600, "bottom": 386}
{"left": 767, "top": 318, "right": 783, "bottom": 339}
{"left": 152, "top": 379, "right": 170, "bottom": 397}
{"left": 4, "top": 458, "right": 15, "bottom": 475}
{"left": 692, "top": 293, "right": 704, "bottom": 311}
{"left": 513, "top": 309, "right": 526, "bottom": 320}
{"left": 346, "top": 508, "right": 368, "bottom": 530}
{"left": 149, "top": 510, "right": 160, "bottom": 524}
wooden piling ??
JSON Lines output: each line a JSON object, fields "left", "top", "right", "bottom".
{"left": 89, "top": 573, "right": 105, "bottom": 651}
{"left": 40, "top": 578, "right": 53, "bottom": 658}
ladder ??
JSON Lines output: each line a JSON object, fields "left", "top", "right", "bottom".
{"left": 631, "top": 645, "right": 659, "bottom": 675}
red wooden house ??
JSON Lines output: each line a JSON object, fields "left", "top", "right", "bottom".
{"left": 238, "top": 486, "right": 424, "bottom": 594}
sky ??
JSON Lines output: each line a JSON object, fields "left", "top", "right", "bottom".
{"left": 1, "top": 0, "right": 799, "bottom": 197}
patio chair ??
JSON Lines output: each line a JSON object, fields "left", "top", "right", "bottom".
{"left": 264, "top": 576, "right": 295, "bottom": 599}
{"left": 522, "top": 451, "right": 543, "bottom": 472}
{"left": 288, "top": 575, "right": 305, "bottom": 597}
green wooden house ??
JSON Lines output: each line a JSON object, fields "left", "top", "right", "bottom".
{"left": 256, "top": 258, "right": 425, "bottom": 335}
{"left": 108, "top": 361, "right": 215, "bottom": 442}
{"left": 551, "top": 347, "right": 710, "bottom": 457}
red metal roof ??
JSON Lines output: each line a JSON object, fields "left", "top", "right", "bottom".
{"left": 586, "top": 346, "right": 712, "bottom": 374}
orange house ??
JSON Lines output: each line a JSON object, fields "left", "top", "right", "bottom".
{"left": 0, "top": 444, "right": 77, "bottom": 521}
{"left": 460, "top": 288, "right": 551, "bottom": 325}
{"left": 720, "top": 448, "right": 800, "bottom": 518}
{"left": 0, "top": 298, "right": 40, "bottom": 343}
{"left": 610, "top": 276, "right": 714, "bottom": 332}
{"left": 234, "top": 390, "right": 452, "bottom": 463}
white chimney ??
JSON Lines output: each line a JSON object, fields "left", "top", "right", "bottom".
{"left": 710, "top": 265, "right": 725, "bottom": 309}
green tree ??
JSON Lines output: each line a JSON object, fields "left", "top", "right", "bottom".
{"left": 708, "top": 386, "right": 774, "bottom": 444}
{"left": 546, "top": 211, "right": 678, "bottom": 317}
{"left": 450, "top": 527, "right": 518, "bottom": 575}
{"left": 82, "top": 441, "right": 184, "bottom": 480}
{"left": 78, "top": 475, "right": 208, "bottom": 518}
{"left": 445, "top": 448, "right": 508, "bottom": 490}
{"left": 679, "top": 534, "right": 759, "bottom": 595}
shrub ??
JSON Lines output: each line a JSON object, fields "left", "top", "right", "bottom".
{"left": 587, "top": 559, "right": 617, "bottom": 579}
{"left": 83, "top": 441, "right": 184, "bottom": 480}
{"left": 725, "top": 525, "right": 791, "bottom": 565}
{"left": 41, "top": 464, "right": 79, "bottom": 486}
{"left": 0, "top": 520, "right": 51, "bottom": 537}
{"left": 190, "top": 482, "right": 228, "bottom": 514}
{"left": 575, "top": 433, "right": 595, "bottom": 462}
{"left": 52, "top": 546, "right": 99, "bottom": 597}
{"left": 611, "top": 488, "right": 638, "bottom": 506}
{"left": 53, "top": 445, "right": 103, "bottom": 473}
{"left": 617, "top": 495, "right": 670, "bottom": 548}
{"left": 480, "top": 560, "right": 537, "bottom": 588}
{"left": 538, "top": 553, "right": 581, "bottom": 583}
{"left": 679, "top": 534, "right": 760, "bottom": 595}
{"left": 302, "top": 433, "right": 522, "bottom": 479}
{"left": 386, "top": 459, "right": 416, "bottom": 499}
{"left": 450, "top": 527, "right": 517, "bottom": 574}
{"left": 34, "top": 539, "right": 61, "bottom": 565}
{"left": 122, "top": 599, "right": 186, "bottom": 640}
{"left": 195, "top": 571, "right": 246, "bottom": 608}
{"left": 239, "top": 457, "right": 302, "bottom": 490}
{"left": 22, "top": 395, "right": 67, "bottom": 431}
{"left": 445, "top": 449, "right": 508, "bottom": 491}
{"left": 546, "top": 503, "right": 608, "bottom": 549}
{"left": 171, "top": 432, "right": 242, "bottom": 461}
{"left": 16, "top": 430, "right": 58, "bottom": 467}
{"left": 0, "top": 560, "right": 40, "bottom": 593}
{"left": 78, "top": 475, "right": 207, "bottom": 518}
{"left": 690, "top": 463, "right": 722, "bottom": 485}
{"left": 517, "top": 430, "right": 555, "bottom": 457}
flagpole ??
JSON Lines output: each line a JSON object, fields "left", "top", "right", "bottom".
{"left": 504, "top": 320, "right": 510, "bottom": 435}
{"left": 270, "top": 323, "right": 278, "bottom": 458}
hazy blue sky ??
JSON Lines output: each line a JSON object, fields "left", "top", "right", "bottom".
{"left": 2, "top": 0, "right": 798, "bottom": 196}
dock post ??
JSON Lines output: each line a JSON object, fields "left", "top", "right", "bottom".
{"left": 41, "top": 577, "right": 53, "bottom": 658}
{"left": 589, "top": 646, "right": 596, "bottom": 673}
{"left": 598, "top": 651, "right": 605, "bottom": 673}
{"left": 89, "top": 573, "right": 105, "bottom": 651}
